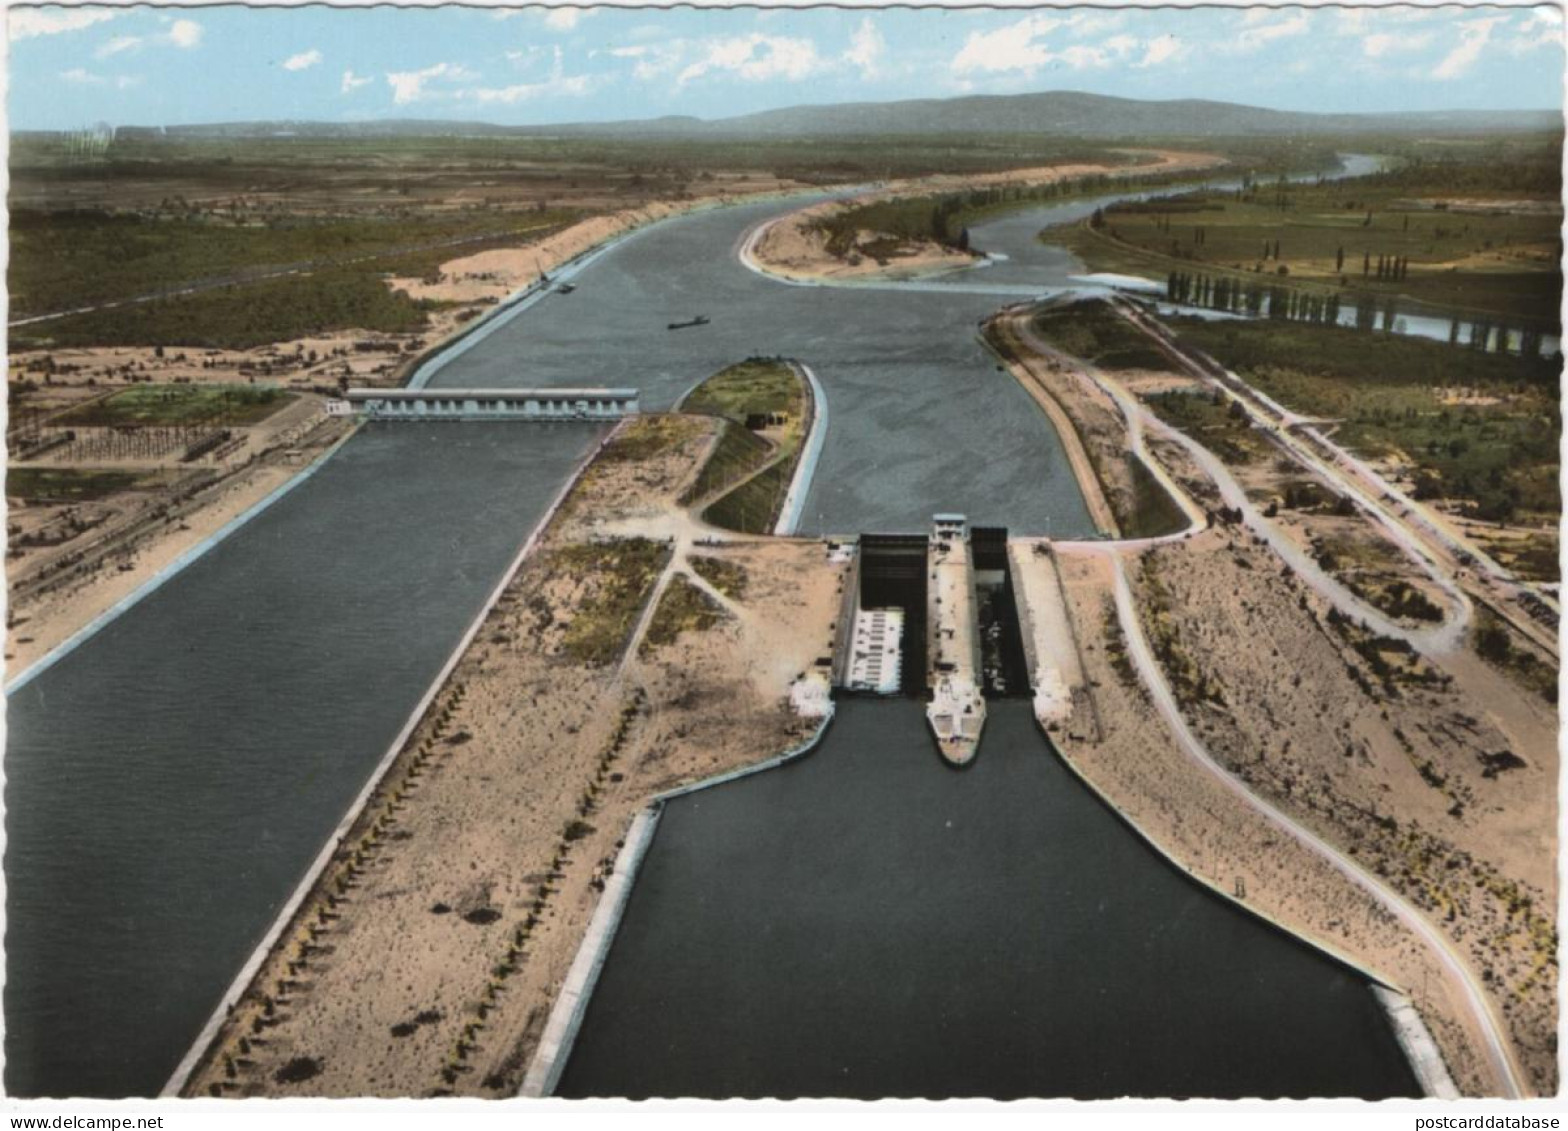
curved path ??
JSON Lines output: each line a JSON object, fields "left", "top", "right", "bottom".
{"left": 1106, "top": 555, "right": 1524, "bottom": 1097}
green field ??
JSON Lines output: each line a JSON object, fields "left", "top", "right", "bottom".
{"left": 15, "top": 267, "right": 438, "bottom": 351}
{"left": 681, "top": 358, "right": 808, "bottom": 533}
{"left": 1169, "top": 317, "right": 1561, "bottom": 523}
{"left": 1145, "top": 389, "right": 1269, "bottom": 466}
{"left": 703, "top": 459, "right": 793, "bottom": 536}
{"left": 7, "top": 208, "right": 574, "bottom": 321}
{"left": 60, "top": 384, "right": 294, "bottom": 427}
{"left": 1046, "top": 142, "right": 1563, "bottom": 327}
{"left": 1031, "top": 301, "right": 1171, "bottom": 371}
{"left": 681, "top": 358, "right": 804, "bottom": 434}
{"left": 6, "top": 467, "right": 143, "bottom": 502}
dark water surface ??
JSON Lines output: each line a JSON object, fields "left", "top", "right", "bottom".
{"left": 558, "top": 700, "right": 1419, "bottom": 1100}
{"left": 428, "top": 192, "right": 1102, "bottom": 539}
{"left": 5, "top": 424, "right": 600, "bottom": 1096}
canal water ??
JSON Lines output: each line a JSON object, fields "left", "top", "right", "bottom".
{"left": 5, "top": 423, "right": 601, "bottom": 1097}
{"left": 7, "top": 153, "right": 1445, "bottom": 1098}
{"left": 558, "top": 699, "right": 1420, "bottom": 1100}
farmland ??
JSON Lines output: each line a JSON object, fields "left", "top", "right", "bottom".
{"left": 1047, "top": 137, "right": 1564, "bottom": 328}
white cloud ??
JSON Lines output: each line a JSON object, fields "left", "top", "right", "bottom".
{"left": 167, "top": 18, "right": 201, "bottom": 48}
{"left": 93, "top": 17, "right": 201, "bottom": 59}
{"left": 543, "top": 8, "right": 583, "bottom": 32}
{"left": 1362, "top": 31, "right": 1433, "bottom": 58}
{"left": 283, "top": 49, "right": 323, "bottom": 72}
{"left": 1502, "top": 8, "right": 1565, "bottom": 56}
{"left": 1433, "top": 16, "right": 1506, "bottom": 79}
{"left": 385, "top": 62, "right": 476, "bottom": 105}
{"left": 60, "top": 66, "right": 106, "bottom": 85}
{"left": 1232, "top": 12, "right": 1310, "bottom": 53}
{"left": 10, "top": 8, "right": 114, "bottom": 42}
{"left": 845, "top": 17, "right": 885, "bottom": 79}
{"left": 1138, "top": 35, "right": 1183, "bottom": 68}
{"left": 951, "top": 15, "right": 1068, "bottom": 75}
{"left": 677, "top": 33, "right": 823, "bottom": 86}
{"left": 506, "top": 46, "right": 550, "bottom": 68}
{"left": 95, "top": 35, "right": 140, "bottom": 59}
{"left": 1102, "top": 34, "right": 1135, "bottom": 57}
{"left": 341, "top": 69, "right": 373, "bottom": 93}
{"left": 1068, "top": 13, "right": 1126, "bottom": 39}
{"left": 950, "top": 14, "right": 1156, "bottom": 75}
{"left": 472, "top": 70, "right": 592, "bottom": 104}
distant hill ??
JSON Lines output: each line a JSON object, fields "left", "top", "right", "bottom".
{"left": 64, "top": 91, "right": 1563, "bottom": 143}
{"left": 710, "top": 92, "right": 1561, "bottom": 138}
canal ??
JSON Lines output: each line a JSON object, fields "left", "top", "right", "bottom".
{"left": 557, "top": 699, "right": 1420, "bottom": 1100}
{"left": 7, "top": 154, "right": 1433, "bottom": 1098}
{"left": 5, "top": 423, "right": 601, "bottom": 1096}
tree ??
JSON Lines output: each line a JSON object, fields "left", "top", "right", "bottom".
{"left": 1335, "top": 246, "right": 1344, "bottom": 272}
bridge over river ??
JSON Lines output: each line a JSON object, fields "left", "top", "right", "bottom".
{"left": 6, "top": 156, "right": 1416, "bottom": 1099}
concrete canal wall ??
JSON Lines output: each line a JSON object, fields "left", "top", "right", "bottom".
{"left": 774, "top": 362, "right": 829, "bottom": 537}
{"left": 1373, "top": 986, "right": 1461, "bottom": 1099}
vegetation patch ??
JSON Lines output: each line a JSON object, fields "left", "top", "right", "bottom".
{"left": 641, "top": 573, "right": 728, "bottom": 653}
{"left": 1138, "top": 560, "right": 1227, "bottom": 709}
{"left": 60, "top": 384, "right": 293, "bottom": 427}
{"left": 1030, "top": 300, "right": 1172, "bottom": 371}
{"left": 595, "top": 415, "right": 698, "bottom": 465}
{"left": 1123, "top": 455, "right": 1189, "bottom": 539}
{"left": 681, "top": 358, "right": 808, "bottom": 533}
{"left": 1169, "top": 317, "right": 1560, "bottom": 524}
{"left": 1044, "top": 138, "right": 1563, "bottom": 326}
{"left": 14, "top": 267, "right": 435, "bottom": 351}
{"left": 1472, "top": 607, "right": 1558, "bottom": 704}
{"left": 6, "top": 467, "right": 142, "bottom": 502}
{"left": 680, "top": 422, "right": 773, "bottom": 506}
{"left": 688, "top": 555, "right": 749, "bottom": 600}
{"left": 1145, "top": 388, "right": 1266, "bottom": 465}
{"left": 1325, "top": 608, "right": 1450, "bottom": 699}
{"left": 704, "top": 460, "right": 792, "bottom": 535}
{"left": 551, "top": 538, "right": 671, "bottom": 667}
{"left": 682, "top": 358, "right": 803, "bottom": 431}
{"left": 7, "top": 207, "right": 574, "bottom": 320}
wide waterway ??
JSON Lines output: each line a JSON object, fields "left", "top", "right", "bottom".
{"left": 7, "top": 155, "right": 1422, "bottom": 1098}
{"left": 558, "top": 700, "right": 1420, "bottom": 1100}
{"left": 5, "top": 424, "right": 601, "bottom": 1096}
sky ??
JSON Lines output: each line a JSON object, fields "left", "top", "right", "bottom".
{"left": 6, "top": 3, "right": 1564, "bottom": 130}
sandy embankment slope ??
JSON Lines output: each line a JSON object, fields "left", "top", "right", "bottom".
{"left": 182, "top": 414, "right": 846, "bottom": 1097}
{"left": 749, "top": 149, "right": 1225, "bottom": 285}
{"left": 1000, "top": 312, "right": 1556, "bottom": 1094}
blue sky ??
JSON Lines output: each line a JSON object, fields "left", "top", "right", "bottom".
{"left": 6, "top": 4, "right": 1564, "bottom": 130}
